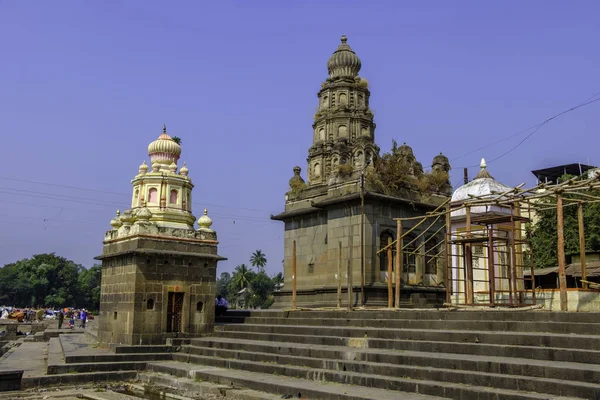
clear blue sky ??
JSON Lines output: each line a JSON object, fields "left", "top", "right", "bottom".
{"left": 1, "top": 1, "right": 599, "bottom": 276}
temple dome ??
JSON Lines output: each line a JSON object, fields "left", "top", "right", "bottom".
{"left": 197, "top": 209, "right": 213, "bottom": 231}
{"left": 432, "top": 153, "right": 450, "bottom": 171}
{"left": 289, "top": 166, "right": 305, "bottom": 187}
{"left": 452, "top": 158, "right": 511, "bottom": 204}
{"left": 148, "top": 125, "right": 181, "bottom": 165}
{"left": 179, "top": 162, "right": 189, "bottom": 176}
{"left": 327, "top": 36, "right": 361, "bottom": 78}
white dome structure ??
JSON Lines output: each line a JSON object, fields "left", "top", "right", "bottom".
{"left": 451, "top": 158, "right": 512, "bottom": 217}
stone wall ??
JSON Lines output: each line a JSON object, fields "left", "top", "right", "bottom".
{"left": 98, "top": 235, "right": 218, "bottom": 346}
{"left": 276, "top": 197, "right": 446, "bottom": 308}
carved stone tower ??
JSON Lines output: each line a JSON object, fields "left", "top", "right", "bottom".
{"left": 272, "top": 36, "right": 450, "bottom": 309}
{"left": 97, "top": 126, "right": 225, "bottom": 346}
{"left": 308, "top": 36, "right": 379, "bottom": 186}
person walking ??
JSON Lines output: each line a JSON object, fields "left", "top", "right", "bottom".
{"left": 57, "top": 310, "right": 64, "bottom": 329}
{"left": 80, "top": 309, "right": 87, "bottom": 329}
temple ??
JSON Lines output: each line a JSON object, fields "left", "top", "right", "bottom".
{"left": 96, "top": 126, "right": 225, "bottom": 345}
{"left": 271, "top": 36, "right": 451, "bottom": 308}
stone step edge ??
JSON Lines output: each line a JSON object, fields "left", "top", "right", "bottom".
{"left": 113, "top": 344, "right": 174, "bottom": 354}
{"left": 212, "top": 330, "right": 600, "bottom": 357}
{"left": 145, "top": 361, "right": 447, "bottom": 400}
{"left": 176, "top": 348, "right": 600, "bottom": 395}
{"left": 236, "top": 316, "right": 600, "bottom": 327}
{"left": 150, "top": 360, "right": 582, "bottom": 400}
{"left": 46, "top": 361, "right": 149, "bottom": 374}
{"left": 185, "top": 337, "right": 600, "bottom": 373}
{"left": 21, "top": 370, "right": 138, "bottom": 389}
{"left": 214, "top": 323, "right": 600, "bottom": 339}
{"left": 65, "top": 352, "right": 173, "bottom": 362}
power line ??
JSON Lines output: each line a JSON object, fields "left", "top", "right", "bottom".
{"left": 0, "top": 176, "right": 277, "bottom": 214}
{"left": 450, "top": 92, "right": 600, "bottom": 165}
{"left": 459, "top": 95, "right": 600, "bottom": 169}
{"left": 420, "top": 92, "right": 600, "bottom": 171}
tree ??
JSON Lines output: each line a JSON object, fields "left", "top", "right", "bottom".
{"left": 216, "top": 272, "right": 232, "bottom": 298}
{"left": 250, "top": 250, "right": 267, "bottom": 271}
{"left": 0, "top": 254, "right": 104, "bottom": 310}
{"left": 272, "top": 272, "right": 284, "bottom": 292}
{"left": 78, "top": 265, "right": 102, "bottom": 311}
{"left": 230, "top": 264, "right": 254, "bottom": 292}
{"left": 248, "top": 271, "right": 275, "bottom": 309}
{"left": 171, "top": 136, "right": 182, "bottom": 145}
{"left": 530, "top": 175, "right": 600, "bottom": 268}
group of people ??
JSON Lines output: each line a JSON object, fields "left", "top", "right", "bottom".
{"left": 0, "top": 306, "right": 89, "bottom": 329}
{"left": 56, "top": 309, "right": 88, "bottom": 329}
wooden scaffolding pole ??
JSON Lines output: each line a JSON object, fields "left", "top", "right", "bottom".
{"left": 395, "top": 220, "right": 402, "bottom": 309}
{"left": 556, "top": 195, "right": 568, "bottom": 311}
{"left": 292, "top": 240, "right": 297, "bottom": 310}
{"left": 527, "top": 201, "right": 537, "bottom": 305}
{"left": 387, "top": 236, "right": 393, "bottom": 308}
{"left": 444, "top": 202, "right": 452, "bottom": 305}
{"left": 347, "top": 235, "right": 353, "bottom": 311}
{"left": 578, "top": 202, "right": 588, "bottom": 290}
{"left": 509, "top": 204, "right": 519, "bottom": 305}
{"left": 488, "top": 224, "right": 495, "bottom": 306}
{"left": 337, "top": 241, "right": 342, "bottom": 308}
{"left": 465, "top": 205, "right": 474, "bottom": 304}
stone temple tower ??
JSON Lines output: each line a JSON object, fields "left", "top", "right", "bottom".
{"left": 97, "top": 126, "right": 225, "bottom": 346}
{"left": 308, "top": 35, "right": 380, "bottom": 186}
{"left": 272, "top": 37, "right": 450, "bottom": 308}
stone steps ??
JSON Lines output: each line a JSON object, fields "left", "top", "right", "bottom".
{"left": 146, "top": 361, "right": 453, "bottom": 400}
{"left": 221, "top": 310, "right": 600, "bottom": 323}
{"left": 176, "top": 342, "right": 600, "bottom": 398}
{"left": 184, "top": 337, "right": 600, "bottom": 384}
{"left": 213, "top": 329, "right": 600, "bottom": 364}
{"left": 215, "top": 323, "right": 600, "bottom": 350}
{"left": 192, "top": 310, "right": 600, "bottom": 398}
{"left": 151, "top": 357, "right": 584, "bottom": 400}
{"left": 233, "top": 316, "right": 600, "bottom": 334}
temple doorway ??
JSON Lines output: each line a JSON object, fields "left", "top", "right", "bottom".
{"left": 166, "top": 292, "right": 184, "bottom": 333}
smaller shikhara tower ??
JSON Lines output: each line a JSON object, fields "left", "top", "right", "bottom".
{"left": 97, "top": 126, "right": 225, "bottom": 346}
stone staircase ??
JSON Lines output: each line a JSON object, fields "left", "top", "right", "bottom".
{"left": 146, "top": 309, "right": 600, "bottom": 400}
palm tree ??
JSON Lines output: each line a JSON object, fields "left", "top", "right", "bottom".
{"left": 171, "top": 136, "right": 182, "bottom": 145}
{"left": 272, "top": 272, "right": 284, "bottom": 292}
{"left": 231, "top": 264, "right": 252, "bottom": 291}
{"left": 250, "top": 250, "right": 267, "bottom": 271}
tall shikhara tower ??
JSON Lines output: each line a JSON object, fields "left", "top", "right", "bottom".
{"left": 272, "top": 36, "right": 449, "bottom": 309}
{"left": 307, "top": 35, "right": 379, "bottom": 186}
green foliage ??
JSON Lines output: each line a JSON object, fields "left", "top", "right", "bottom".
{"left": 367, "top": 139, "right": 448, "bottom": 198}
{"left": 288, "top": 180, "right": 307, "bottom": 198}
{"left": 171, "top": 136, "right": 182, "bottom": 145}
{"left": 250, "top": 250, "right": 267, "bottom": 271}
{"left": 215, "top": 250, "right": 283, "bottom": 310}
{"left": 531, "top": 175, "right": 600, "bottom": 268}
{"left": 366, "top": 141, "right": 414, "bottom": 196}
{"left": 0, "top": 253, "right": 100, "bottom": 310}
{"left": 416, "top": 170, "right": 450, "bottom": 196}
{"left": 271, "top": 272, "right": 284, "bottom": 291}
{"left": 248, "top": 271, "right": 275, "bottom": 309}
